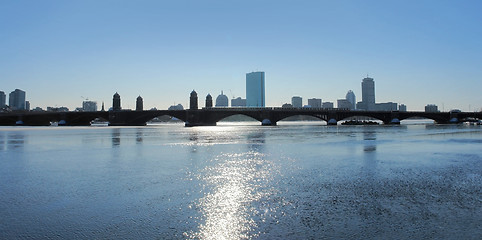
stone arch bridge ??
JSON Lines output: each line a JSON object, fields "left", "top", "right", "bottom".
{"left": 0, "top": 108, "right": 480, "bottom": 126}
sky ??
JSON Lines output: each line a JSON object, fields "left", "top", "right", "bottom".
{"left": 1, "top": 0, "right": 481, "bottom": 111}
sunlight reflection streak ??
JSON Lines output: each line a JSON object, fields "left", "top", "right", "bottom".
{"left": 186, "top": 152, "right": 276, "bottom": 239}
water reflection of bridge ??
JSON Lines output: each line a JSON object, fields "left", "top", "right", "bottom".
{"left": 1, "top": 108, "right": 480, "bottom": 127}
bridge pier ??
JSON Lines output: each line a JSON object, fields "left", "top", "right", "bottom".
{"left": 327, "top": 119, "right": 338, "bottom": 125}
{"left": 108, "top": 111, "right": 147, "bottom": 126}
{"left": 261, "top": 119, "right": 276, "bottom": 126}
{"left": 185, "top": 110, "right": 217, "bottom": 127}
{"left": 383, "top": 112, "right": 401, "bottom": 125}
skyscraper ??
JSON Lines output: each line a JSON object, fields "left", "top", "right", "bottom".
{"left": 346, "top": 90, "right": 356, "bottom": 110}
{"left": 358, "top": 77, "right": 375, "bottom": 110}
{"left": 9, "top": 89, "right": 26, "bottom": 110}
{"left": 0, "top": 91, "right": 5, "bottom": 108}
{"left": 246, "top": 72, "right": 265, "bottom": 107}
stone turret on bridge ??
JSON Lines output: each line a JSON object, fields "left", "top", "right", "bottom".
{"left": 112, "top": 92, "right": 121, "bottom": 111}
{"left": 136, "top": 96, "right": 143, "bottom": 111}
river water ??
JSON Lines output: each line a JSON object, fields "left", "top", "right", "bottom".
{"left": 0, "top": 122, "right": 481, "bottom": 239}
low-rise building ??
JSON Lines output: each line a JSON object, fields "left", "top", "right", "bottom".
{"left": 337, "top": 99, "right": 352, "bottom": 110}
{"left": 425, "top": 104, "right": 439, "bottom": 112}
{"left": 231, "top": 97, "right": 246, "bottom": 107}
{"left": 307, "top": 98, "right": 322, "bottom": 108}
{"left": 375, "top": 102, "right": 398, "bottom": 111}
{"left": 322, "top": 102, "right": 334, "bottom": 109}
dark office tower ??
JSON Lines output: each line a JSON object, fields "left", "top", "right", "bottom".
{"left": 101, "top": 102, "right": 105, "bottom": 111}
{"left": 112, "top": 92, "right": 121, "bottom": 111}
{"left": 136, "top": 96, "right": 143, "bottom": 111}
{"left": 205, "top": 94, "right": 213, "bottom": 108}
{"left": 190, "top": 90, "right": 198, "bottom": 110}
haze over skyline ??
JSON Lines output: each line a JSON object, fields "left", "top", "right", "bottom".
{"left": 1, "top": 0, "right": 481, "bottom": 111}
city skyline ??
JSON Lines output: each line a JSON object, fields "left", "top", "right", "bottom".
{"left": 1, "top": 1, "right": 481, "bottom": 111}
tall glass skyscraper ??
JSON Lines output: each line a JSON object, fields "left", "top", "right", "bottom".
{"left": 246, "top": 72, "right": 265, "bottom": 107}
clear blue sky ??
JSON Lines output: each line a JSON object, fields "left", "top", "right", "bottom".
{"left": 1, "top": 0, "right": 481, "bottom": 111}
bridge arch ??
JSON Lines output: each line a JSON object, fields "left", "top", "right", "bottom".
{"left": 144, "top": 114, "right": 184, "bottom": 124}
{"left": 339, "top": 115, "right": 385, "bottom": 124}
{"left": 277, "top": 114, "right": 327, "bottom": 123}
{"left": 209, "top": 112, "right": 265, "bottom": 123}
{"left": 217, "top": 114, "right": 260, "bottom": 123}
{"left": 397, "top": 112, "right": 449, "bottom": 124}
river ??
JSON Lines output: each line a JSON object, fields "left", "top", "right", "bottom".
{"left": 0, "top": 122, "right": 481, "bottom": 239}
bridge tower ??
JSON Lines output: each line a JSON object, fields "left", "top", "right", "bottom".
{"left": 205, "top": 94, "right": 213, "bottom": 108}
{"left": 190, "top": 90, "right": 198, "bottom": 110}
{"left": 112, "top": 92, "right": 121, "bottom": 111}
{"left": 136, "top": 96, "right": 143, "bottom": 111}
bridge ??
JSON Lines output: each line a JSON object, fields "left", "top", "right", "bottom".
{"left": 0, "top": 108, "right": 480, "bottom": 126}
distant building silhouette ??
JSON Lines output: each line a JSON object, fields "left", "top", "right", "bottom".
{"left": 322, "top": 102, "right": 334, "bottom": 109}
{"left": 282, "top": 103, "right": 293, "bottom": 108}
{"left": 168, "top": 104, "right": 184, "bottom": 110}
{"left": 425, "top": 104, "right": 439, "bottom": 112}
{"left": 83, "top": 101, "right": 98, "bottom": 112}
{"left": 291, "top": 96, "right": 302, "bottom": 108}
{"left": 205, "top": 94, "right": 213, "bottom": 108}
{"left": 374, "top": 102, "right": 398, "bottom": 111}
{"left": 231, "top": 97, "right": 246, "bottom": 107}
{"left": 136, "top": 96, "right": 143, "bottom": 111}
{"left": 399, "top": 104, "right": 407, "bottom": 112}
{"left": 346, "top": 90, "right": 356, "bottom": 110}
{"left": 0, "top": 91, "right": 6, "bottom": 108}
{"left": 47, "top": 106, "right": 69, "bottom": 112}
{"left": 25, "top": 101, "right": 30, "bottom": 111}
{"left": 101, "top": 102, "right": 105, "bottom": 111}
{"left": 246, "top": 72, "right": 265, "bottom": 107}
{"left": 308, "top": 98, "right": 322, "bottom": 108}
{"left": 190, "top": 90, "right": 198, "bottom": 110}
{"left": 337, "top": 99, "right": 352, "bottom": 109}
{"left": 9, "top": 89, "right": 26, "bottom": 110}
{"left": 215, "top": 91, "right": 229, "bottom": 107}
{"left": 112, "top": 92, "right": 121, "bottom": 111}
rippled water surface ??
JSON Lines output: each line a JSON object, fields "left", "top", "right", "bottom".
{"left": 1, "top": 122, "right": 481, "bottom": 239}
